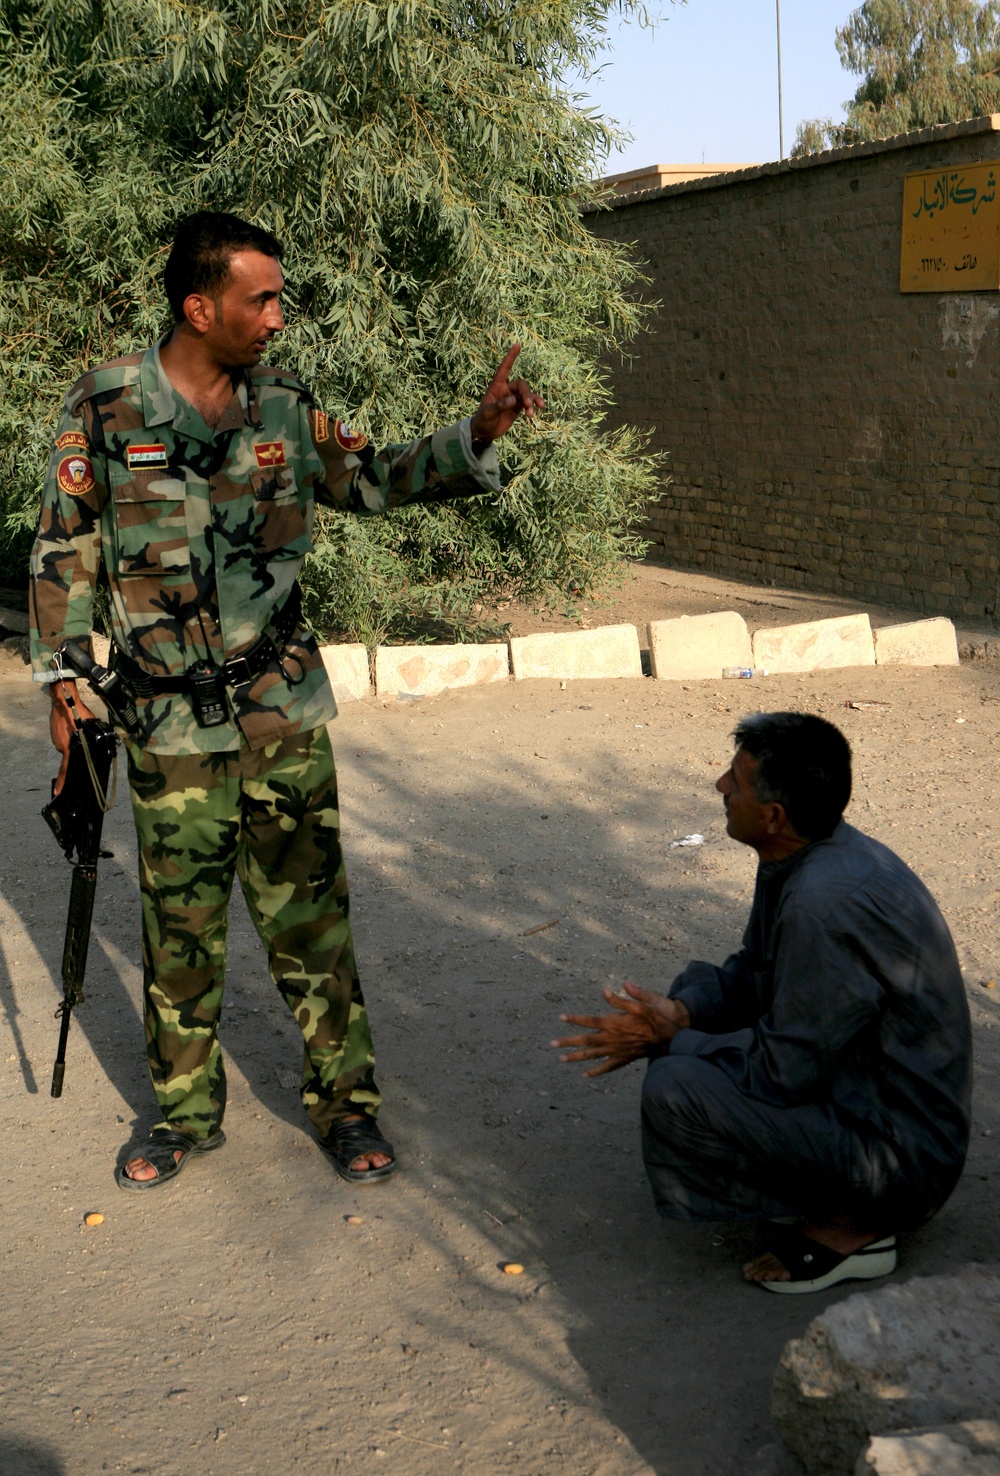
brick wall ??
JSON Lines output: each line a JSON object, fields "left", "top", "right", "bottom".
{"left": 587, "top": 117, "right": 1000, "bottom": 622}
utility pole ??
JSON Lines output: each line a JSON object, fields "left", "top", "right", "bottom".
{"left": 776, "top": 0, "right": 785, "bottom": 160}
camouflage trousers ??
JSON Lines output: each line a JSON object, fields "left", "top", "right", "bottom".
{"left": 124, "top": 725, "right": 380, "bottom": 1140}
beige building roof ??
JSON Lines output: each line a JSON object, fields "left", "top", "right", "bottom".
{"left": 600, "top": 163, "right": 759, "bottom": 197}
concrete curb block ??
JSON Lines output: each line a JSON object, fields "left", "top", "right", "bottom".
{"left": 753, "top": 613, "right": 876, "bottom": 673}
{"left": 648, "top": 611, "right": 752, "bottom": 680}
{"left": 509, "top": 625, "right": 642, "bottom": 681}
{"left": 375, "top": 643, "right": 509, "bottom": 699}
{"left": 0, "top": 606, "right": 28, "bottom": 635}
{"left": 874, "top": 617, "right": 960, "bottom": 667}
{"left": 321, "top": 644, "right": 372, "bottom": 704}
{"left": 319, "top": 609, "right": 961, "bottom": 704}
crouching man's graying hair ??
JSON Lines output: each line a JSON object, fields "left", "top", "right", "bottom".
{"left": 734, "top": 712, "right": 852, "bottom": 842}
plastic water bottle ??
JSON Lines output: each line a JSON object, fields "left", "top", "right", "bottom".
{"left": 721, "top": 667, "right": 769, "bottom": 678}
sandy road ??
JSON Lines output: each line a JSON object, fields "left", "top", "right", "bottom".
{"left": 1, "top": 621, "right": 998, "bottom": 1475}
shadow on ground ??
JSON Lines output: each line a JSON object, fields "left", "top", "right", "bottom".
{"left": 2, "top": 672, "right": 997, "bottom": 1474}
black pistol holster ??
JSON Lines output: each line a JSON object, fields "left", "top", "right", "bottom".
{"left": 108, "top": 583, "right": 304, "bottom": 729}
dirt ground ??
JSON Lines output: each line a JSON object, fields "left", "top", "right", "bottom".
{"left": 1, "top": 563, "right": 998, "bottom": 1476}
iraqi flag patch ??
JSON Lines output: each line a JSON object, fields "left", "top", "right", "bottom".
{"left": 254, "top": 440, "right": 287, "bottom": 469}
{"left": 126, "top": 443, "right": 169, "bottom": 471}
{"left": 334, "top": 420, "right": 368, "bottom": 452}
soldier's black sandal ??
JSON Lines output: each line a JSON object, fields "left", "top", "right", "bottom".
{"left": 114, "top": 1128, "right": 226, "bottom": 1191}
{"left": 318, "top": 1115, "right": 397, "bottom": 1184}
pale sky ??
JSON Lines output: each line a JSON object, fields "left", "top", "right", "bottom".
{"left": 571, "top": 0, "right": 860, "bottom": 172}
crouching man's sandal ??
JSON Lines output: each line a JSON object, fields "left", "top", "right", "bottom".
{"left": 114, "top": 1128, "right": 226, "bottom": 1192}
{"left": 319, "top": 1115, "right": 397, "bottom": 1184}
{"left": 761, "top": 1229, "right": 897, "bottom": 1295}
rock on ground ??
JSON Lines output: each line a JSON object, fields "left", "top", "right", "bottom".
{"left": 772, "top": 1267, "right": 1000, "bottom": 1476}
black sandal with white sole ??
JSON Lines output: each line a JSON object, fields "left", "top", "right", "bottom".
{"left": 759, "top": 1227, "right": 897, "bottom": 1295}
{"left": 318, "top": 1115, "right": 397, "bottom": 1184}
{"left": 115, "top": 1128, "right": 226, "bottom": 1192}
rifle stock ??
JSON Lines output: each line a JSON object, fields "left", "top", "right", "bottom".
{"left": 43, "top": 718, "right": 117, "bottom": 1098}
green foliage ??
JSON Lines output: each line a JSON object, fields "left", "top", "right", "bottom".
{"left": 793, "top": 0, "right": 1000, "bottom": 156}
{"left": 0, "top": 0, "right": 660, "bottom": 641}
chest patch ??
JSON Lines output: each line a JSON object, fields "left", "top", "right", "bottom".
{"left": 57, "top": 455, "right": 96, "bottom": 498}
{"left": 254, "top": 440, "right": 287, "bottom": 469}
{"left": 334, "top": 420, "right": 368, "bottom": 452}
{"left": 126, "top": 443, "right": 169, "bottom": 471}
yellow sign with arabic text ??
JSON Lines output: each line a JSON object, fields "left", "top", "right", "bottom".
{"left": 900, "top": 162, "right": 1000, "bottom": 291}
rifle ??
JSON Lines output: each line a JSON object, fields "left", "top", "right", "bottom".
{"left": 41, "top": 640, "right": 138, "bottom": 1098}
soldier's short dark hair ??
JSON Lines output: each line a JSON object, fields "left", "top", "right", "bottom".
{"left": 733, "top": 711, "right": 852, "bottom": 841}
{"left": 164, "top": 212, "right": 284, "bottom": 322}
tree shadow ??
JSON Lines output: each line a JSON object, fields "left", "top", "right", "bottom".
{"left": 0, "top": 1432, "right": 66, "bottom": 1475}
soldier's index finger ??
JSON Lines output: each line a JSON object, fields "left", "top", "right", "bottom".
{"left": 491, "top": 343, "right": 521, "bottom": 387}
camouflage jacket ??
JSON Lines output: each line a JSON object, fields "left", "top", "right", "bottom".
{"left": 30, "top": 339, "right": 500, "bottom": 753}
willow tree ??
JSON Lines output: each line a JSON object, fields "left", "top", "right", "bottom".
{"left": 0, "top": 0, "right": 658, "bottom": 642}
{"left": 794, "top": 0, "right": 1000, "bottom": 156}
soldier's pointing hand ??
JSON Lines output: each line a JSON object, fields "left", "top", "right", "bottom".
{"left": 469, "top": 344, "right": 544, "bottom": 446}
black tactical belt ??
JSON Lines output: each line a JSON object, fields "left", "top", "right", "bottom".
{"left": 110, "top": 584, "right": 303, "bottom": 704}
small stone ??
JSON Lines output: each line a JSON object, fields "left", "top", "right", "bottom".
{"left": 502, "top": 1262, "right": 525, "bottom": 1275}
{"left": 345, "top": 1215, "right": 364, "bottom": 1226}
{"left": 83, "top": 1212, "right": 104, "bottom": 1227}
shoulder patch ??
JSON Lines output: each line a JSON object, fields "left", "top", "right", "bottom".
{"left": 55, "top": 429, "right": 89, "bottom": 452}
{"left": 311, "top": 409, "right": 329, "bottom": 444}
{"left": 57, "top": 454, "right": 96, "bottom": 497}
{"left": 334, "top": 419, "right": 368, "bottom": 452}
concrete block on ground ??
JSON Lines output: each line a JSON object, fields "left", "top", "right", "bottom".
{"left": 321, "top": 643, "right": 372, "bottom": 703}
{"left": 856, "top": 1422, "right": 1000, "bottom": 1476}
{"left": 375, "top": 643, "right": 508, "bottom": 698}
{"left": 509, "top": 625, "right": 642, "bottom": 681}
{"left": 648, "top": 611, "right": 752, "bottom": 680}
{"left": 0, "top": 606, "right": 28, "bottom": 635}
{"left": 753, "top": 613, "right": 875, "bottom": 673}
{"left": 772, "top": 1267, "right": 1000, "bottom": 1476}
{"left": 874, "top": 618, "right": 960, "bottom": 667}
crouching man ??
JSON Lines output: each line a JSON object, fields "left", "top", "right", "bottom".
{"left": 555, "top": 712, "right": 971, "bottom": 1293}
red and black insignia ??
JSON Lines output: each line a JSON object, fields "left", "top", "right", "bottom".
{"left": 56, "top": 454, "right": 96, "bottom": 497}
{"left": 311, "top": 410, "right": 330, "bottom": 444}
{"left": 55, "top": 430, "right": 89, "bottom": 453}
{"left": 334, "top": 420, "right": 368, "bottom": 452}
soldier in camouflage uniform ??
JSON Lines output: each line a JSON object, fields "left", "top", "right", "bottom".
{"left": 30, "top": 211, "right": 542, "bottom": 1190}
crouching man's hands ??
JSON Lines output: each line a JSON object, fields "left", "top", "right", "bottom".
{"left": 553, "top": 983, "right": 691, "bottom": 1077}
